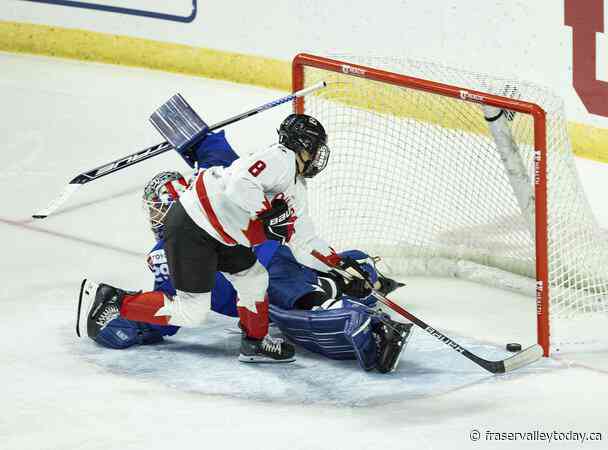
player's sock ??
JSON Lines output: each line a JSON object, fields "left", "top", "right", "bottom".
{"left": 236, "top": 295, "right": 269, "bottom": 340}
{"left": 120, "top": 291, "right": 170, "bottom": 326}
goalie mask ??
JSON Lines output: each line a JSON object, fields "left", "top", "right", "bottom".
{"left": 143, "top": 171, "right": 188, "bottom": 241}
{"left": 278, "top": 114, "right": 330, "bottom": 178}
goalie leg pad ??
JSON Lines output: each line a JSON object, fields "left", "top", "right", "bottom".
{"left": 268, "top": 304, "right": 377, "bottom": 370}
{"left": 95, "top": 318, "right": 179, "bottom": 349}
{"left": 344, "top": 310, "right": 378, "bottom": 371}
{"left": 269, "top": 305, "right": 356, "bottom": 360}
{"left": 374, "top": 320, "right": 414, "bottom": 373}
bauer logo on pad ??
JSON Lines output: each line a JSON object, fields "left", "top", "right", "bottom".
{"left": 150, "top": 94, "right": 209, "bottom": 153}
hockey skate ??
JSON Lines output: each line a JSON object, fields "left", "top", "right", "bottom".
{"left": 373, "top": 319, "right": 413, "bottom": 373}
{"left": 238, "top": 335, "right": 296, "bottom": 363}
{"left": 76, "top": 279, "right": 130, "bottom": 339}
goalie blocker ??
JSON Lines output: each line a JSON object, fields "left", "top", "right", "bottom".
{"left": 149, "top": 93, "right": 209, "bottom": 156}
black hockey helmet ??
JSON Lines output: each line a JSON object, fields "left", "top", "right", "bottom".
{"left": 278, "top": 114, "right": 330, "bottom": 178}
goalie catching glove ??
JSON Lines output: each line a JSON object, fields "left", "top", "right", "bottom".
{"left": 257, "top": 197, "right": 296, "bottom": 245}
{"left": 331, "top": 257, "right": 373, "bottom": 298}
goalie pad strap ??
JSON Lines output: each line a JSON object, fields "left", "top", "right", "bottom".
{"left": 318, "top": 275, "right": 339, "bottom": 299}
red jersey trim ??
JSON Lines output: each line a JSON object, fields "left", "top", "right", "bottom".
{"left": 195, "top": 172, "right": 238, "bottom": 245}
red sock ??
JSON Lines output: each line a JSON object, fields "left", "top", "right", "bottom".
{"left": 120, "top": 291, "right": 170, "bottom": 325}
{"left": 237, "top": 295, "right": 269, "bottom": 340}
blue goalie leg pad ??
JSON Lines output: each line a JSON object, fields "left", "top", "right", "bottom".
{"left": 269, "top": 305, "right": 358, "bottom": 360}
{"left": 269, "top": 304, "right": 380, "bottom": 372}
{"left": 343, "top": 309, "right": 379, "bottom": 371}
{"left": 94, "top": 318, "right": 179, "bottom": 349}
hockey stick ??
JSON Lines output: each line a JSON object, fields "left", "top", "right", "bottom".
{"left": 313, "top": 252, "right": 543, "bottom": 374}
{"left": 33, "top": 81, "right": 327, "bottom": 219}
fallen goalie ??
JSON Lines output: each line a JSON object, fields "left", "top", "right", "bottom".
{"left": 77, "top": 130, "right": 412, "bottom": 373}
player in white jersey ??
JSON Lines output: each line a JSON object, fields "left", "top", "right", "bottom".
{"left": 79, "top": 114, "right": 366, "bottom": 363}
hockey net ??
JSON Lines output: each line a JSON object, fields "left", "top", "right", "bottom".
{"left": 293, "top": 53, "right": 608, "bottom": 356}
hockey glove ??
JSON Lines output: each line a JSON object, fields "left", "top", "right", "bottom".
{"left": 177, "top": 145, "right": 197, "bottom": 168}
{"left": 332, "top": 257, "right": 373, "bottom": 298}
{"left": 257, "top": 198, "right": 295, "bottom": 245}
{"left": 177, "top": 132, "right": 210, "bottom": 168}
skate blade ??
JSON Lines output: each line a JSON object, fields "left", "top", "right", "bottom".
{"left": 238, "top": 354, "right": 296, "bottom": 364}
{"left": 224, "top": 326, "right": 242, "bottom": 335}
{"left": 225, "top": 323, "right": 278, "bottom": 335}
{"left": 76, "top": 279, "right": 99, "bottom": 337}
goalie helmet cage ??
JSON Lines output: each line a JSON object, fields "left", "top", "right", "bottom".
{"left": 292, "top": 53, "right": 608, "bottom": 357}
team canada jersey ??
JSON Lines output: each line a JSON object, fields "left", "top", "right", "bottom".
{"left": 179, "top": 143, "right": 335, "bottom": 272}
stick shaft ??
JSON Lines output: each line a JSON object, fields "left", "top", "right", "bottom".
{"left": 368, "top": 287, "right": 542, "bottom": 373}
{"left": 74, "top": 81, "right": 327, "bottom": 185}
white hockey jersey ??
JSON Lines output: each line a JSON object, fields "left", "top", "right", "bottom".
{"left": 179, "top": 143, "right": 336, "bottom": 272}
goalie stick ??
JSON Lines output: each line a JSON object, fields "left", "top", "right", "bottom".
{"left": 32, "top": 81, "right": 327, "bottom": 219}
{"left": 313, "top": 251, "right": 543, "bottom": 374}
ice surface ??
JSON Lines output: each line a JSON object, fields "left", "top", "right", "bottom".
{"left": 72, "top": 314, "right": 559, "bottom": 407}
{"left": 2, "top": 53, "right": 607, "bottom": 450}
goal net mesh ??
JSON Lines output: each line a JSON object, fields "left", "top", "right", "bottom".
{"left": 297, "top": 55, "right": 608, "bottom": 351}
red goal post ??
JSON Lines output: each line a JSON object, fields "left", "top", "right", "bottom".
{"left": 292, "top": 53, "right": 550, "bottom": 356}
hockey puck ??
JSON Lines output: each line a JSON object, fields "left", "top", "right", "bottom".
{"left": 506, "top": 343, "right": 522, "bottom": 352}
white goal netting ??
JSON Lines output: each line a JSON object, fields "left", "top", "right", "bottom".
{"left": 297, "top": 55, "right": 608, "bottom": 352}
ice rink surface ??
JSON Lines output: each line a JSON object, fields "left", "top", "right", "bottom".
{"left": 1, "top": 52, "right": 607, "bottom": 449}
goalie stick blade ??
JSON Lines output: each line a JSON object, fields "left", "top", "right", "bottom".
{"left": 500, "top": 344, "right": 543, "bottom": 373}
{"left": 32, "top": 183, "right": 81, "bottom": 219}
